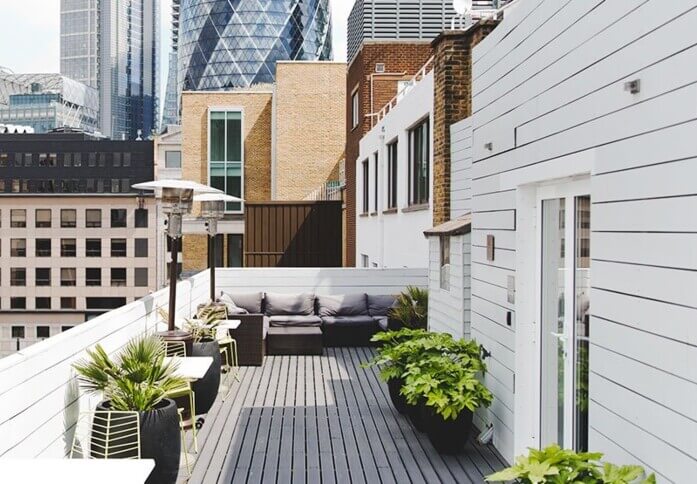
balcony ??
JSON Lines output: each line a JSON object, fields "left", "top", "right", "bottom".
{"left": 0, "top": 267, "right": 506, "bottom": 482}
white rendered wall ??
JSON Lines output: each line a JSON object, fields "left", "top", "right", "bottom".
{"left": 355, "top": 73, "right": 433, "bottom": 269}
{"left": 470, "top": 0, "right": 697, "bottom": 477}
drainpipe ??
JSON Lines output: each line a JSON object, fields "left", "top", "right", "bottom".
{"left": 379, "top": 126, "right": 386, "bottom": 267}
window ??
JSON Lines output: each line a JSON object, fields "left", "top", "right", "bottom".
{"left": 408, "top": 118, "right": 430, "bottom": 206}
{"left": 36, "top": 298, "right": 51, "bottom": 310}
{"left": 111, "top": 209, "right": 127, "bottom": 227}
{"left": 227, "top": 234, "right": 244, "bottom": 268}
{"left": 11, "top": 209, "right": 26, "bottom": 227}
{"left": 11, "top": 239, "right": 26, "bottom": 257}
{"left": 39, "top": 153, "right": 57, "bottom": 167}
{"left": 11, "top": 268, "right": 26, "bottom": 286}
{"left": 11, "top": 179, "right": 29, "bottom": 193}
{"left": 62, "top": 326, "right": 75, "bottom": 332}
{"left": 209, "top": 110, "right": 243, "bottom": 212}
{"left": 134, "top": 268, "right": 148, "bottom": 287}
{"left": 36, "top": 268, "right": 51, "bottom": 286}
{"left": 113, "top": 152, "right": 122, "bottom": 167}
{"left": 36, "top": 209, "right": 52, "bottom": 227}
{"left": 387, "top": 141, "right": 398, "bottom": 209}
{"left": 61, "top": 209, "right": 77, "bottom": 228}
{"left": 61, "top": 268, "right": 77, "bottom": 286}
{"left": 361, "top": 159, "right": 369, "bottom": 214}
{"left": 135, "top": 208, "right": 148, "bottom": 228}
{"left": 123, "top": 152, "right": 131, "bottom": 167}
{"left": 134, "top": 238, "right": 148, "bottom": 257}
{"left": 373, "top": 152, "right": 379, "bottom": 213}
{"left": 351, "top": 89, "right": 360, "bottom": 129}
{"left": 86, "top": 297, "right": 127, "bottom": 310}
{"left": 11, "top": 326, "right": 25, "bottom": 338}
{"left": 440, "top": 236, "right": 451, "bottom": 291}
{"left": 165, "top": 150, "right": 182, "bottom": 168}
{"left": 111, "top": 268, "right": 127, "bottom": 287}
{"left": 111, "top": 239, "right": 127, "bottom": 257}
{"left": 361, "top": 254, "right": 370, "bottom": 268}
{"left": 36, "top": 239, "right": 51, "bottom": 257}
{"left": 61, "top": 297, "right": 76, "bottom": 309}
{"left": 86, "top": 268, "right": 101, "bottom": 286}
{"left": 88, "top": 152, "right": 96, "bottom": 167}
{"left": 61, "top": 239, "right": 77, "bottom": 257}
{"left": 111, "top": 179, "right": 120, "bottom": 193}
{"left": 86, "top": 209, "right": 102, "bottom": 227}
{"left": 0, "top": 152, "right": 7, "bottom": 167}
{"left": 11, "top": 298, "right": 26, "bottom": 310}
{"left": 86, "top": 239, "right": 101, "bottom": 257}
{"left": 121, "top": 179, "right": 130, "bottom": 192}
{"left": 36, "top": 326, "right": 50, "bottom": 338}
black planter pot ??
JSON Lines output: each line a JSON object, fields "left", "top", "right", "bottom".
{"left": 387, "top": 377, "right": 407, "bottom": 414}
{"left": 387, "top": 318, "right": 404, "bottom": 331}
{"left": 191, "top": 339, "right": 222, "bottom": 415}
{"left": 406, "top": 398, "right": 428, "bottom": 432}
{"left": 96, "top": 399, "right": 180, "bottom": 484}
{"left": 423, "top": 406, "right": 474, "bottom": 454}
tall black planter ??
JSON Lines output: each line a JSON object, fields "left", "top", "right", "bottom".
{"left": 191, "top": 339, "right": 222, "bottom": 415}
{"left": 96, "top": 399, "right": 180, "bottom": 484}
{"left": 406, "top": 398, "right": 428, "bottom": 432}
{"left": 387, "top": 377, "right": 408, "bottom": 414}
{"left": 423, "top": 406, "right": 474, "bottom": 454}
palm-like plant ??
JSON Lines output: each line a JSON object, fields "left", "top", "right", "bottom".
{"left": 73, "top": 335, "right": 187, "bottom": 412}
{"left": 389, "top": 286, "right": 428, "bottom": 329}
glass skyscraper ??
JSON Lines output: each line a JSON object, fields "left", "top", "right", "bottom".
{"left": 177, "top": 0, "right": 332, "bottom": 92}
{"left": 60, "top": 0, "right": 159, "bottom": 140}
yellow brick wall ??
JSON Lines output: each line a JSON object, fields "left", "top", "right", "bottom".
{"left": 180, "top": 90, "right": 273, "bottom": 271}
{"left": 274, "top": 62, "right": 346, "bottom": 200}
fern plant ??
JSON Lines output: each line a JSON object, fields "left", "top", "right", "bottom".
{"left": 486, "top": 445, "right": 656, "bottom": 484}
{"left": 73, "top": 335, "right": 187, "bottom": 412}
{"left": 389, "top": 286, "right": 428, "bottom": 329}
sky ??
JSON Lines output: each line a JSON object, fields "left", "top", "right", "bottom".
{"left": 0, "top": 0, "right": 353, "bottom": 113}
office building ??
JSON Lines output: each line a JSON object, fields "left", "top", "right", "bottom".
{"left": 60, "top": 0, "right": 160, "bottom": 140}
{"left": 0, "top": 73, "right": 99, "bottom": 134}
{"left": 0, "top": 131, "right": 158, "bottom": 357}
{"left": 178, "top": 0, "right": 332, "bottom": 92}
{"left": 162, "top": 0, "right": 181, "bottom": 127}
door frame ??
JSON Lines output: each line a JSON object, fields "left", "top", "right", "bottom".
{"left": 514, "top": 177, "right": 590, "bottom": 455}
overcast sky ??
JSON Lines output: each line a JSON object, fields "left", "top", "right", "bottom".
{"left": 0, "top": 0, "right": 353, "bottom": 112}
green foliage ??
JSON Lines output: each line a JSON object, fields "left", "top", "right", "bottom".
{"left": 73, "top": 335, "right": 187, "bottom": 412}
{"left": 401, "top": 354, "right": 493, "bottom": 419}
{"left": 184, "top": 317, "right": 221, "bottom": 342}
{"left": 389, "top": 286, "right": 429, "bottom": 329}
{"left": 486, "top": 445, "right": 656, "bottom": 484}
{"left": 197, "top": 303, "right": 228, "bottom": 325}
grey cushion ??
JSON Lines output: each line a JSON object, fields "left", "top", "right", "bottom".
{"left": 220, "top": 291, "right": 263, "bottom": 314}
{"left": 265, "top": 292, "right": 315, "bottom": 316}
{"left": 317, "top": 294, "right": 368, "bottom": 317}
{"left": 374, "top": 316, "right": 389, "bottom": 331}
{"left": 367, "top": 294, "right": 397, "bottom": 317}
{"left": 321, "top": 315, "right": 377, "bottom": 327}
{"left": 218, "top": 293, "right": 249, "bottom": 315}
{"left": 269, "top": 315, "right": 322, "bottom": 327}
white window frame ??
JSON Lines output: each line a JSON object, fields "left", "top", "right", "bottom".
{"left": 351, "top": 88, "right": 360, "bottom": 129}
{"left": 440, "top": 235, "right": 450, "bottom": 291}
{"left": 207, "top": 107, "right": 245, "bottom": 214}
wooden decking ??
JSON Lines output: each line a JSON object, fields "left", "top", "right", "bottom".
{"left": 186, "top": 348, "right": 507, "bottom": 484}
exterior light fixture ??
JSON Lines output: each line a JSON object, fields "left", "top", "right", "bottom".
{"left": 194, "top": 193, "right": 244, "bottom": 302}
{"left": 132, "top": 180, "right": 221, "bottom": 342}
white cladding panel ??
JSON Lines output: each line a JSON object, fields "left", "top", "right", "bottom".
{"left": 470, "top": 0, "right": 697, "bottom": 476}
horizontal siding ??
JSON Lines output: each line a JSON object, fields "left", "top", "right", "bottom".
{"left": 428, "top": 235, "right": 470, "bottom": 339}
{"left": 469, "top": 0, "right": 697, "bottom": 474}
{"left": 450, "top": 118, "right": 473, "bottom": 218}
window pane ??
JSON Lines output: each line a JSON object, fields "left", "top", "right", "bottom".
{"left": 111, "top": 268, "right": 127, "bottom": 286}
{"left": 61, "top": 239, "right": 77, "bottom": 257}
{"left": 36, "top": 239, "right": 51, "bottom": 257}
{"left": 11, "top": 239, "right": 26, "bottom": 257}
{"left": 61, "top": 209, "right": 77, "bottom": 228}
{"left": 134, "top": 268, "right": 148, "bottom": 287}
{"left": 226, "top": 164, "right": 242, "bottom": 211}
{"left": 61, "top": 297, "right": 76, "bottom": 309}
{"left": 210, "top": 112, "right": 226, "bottom": 162}
{"left": 165, "top": 150, "right": 182, "bottom": 168}
{"left": 36, "top": 209, "right": 52, "bottom": 227}
{"left": 86, "top": 268, "right": 102, "bottom": 286}
{"left": 61, "top": 268, "right": 77, "bottom": 286}
{"left": 111, "top": 239, "right": 127, "bottom": 257}
{"left": 11, "top": 209, "right": 26, "bottom": 227}
{"left": 134, "top": 238, "right": 148, "bottom": 257}
{"left": 37, "top": 326, "right": 50, "bottom": 337}
{"left": 134, "top": 208, "right": 148, "bottom": 228}
{"left": 86, "top": 239, "right": 101, "bottom": 257}
{"left": 111, "top": 209, "right": 127, "bottom": 228}
{"left": 11, "top": 326, "right": 25, "bottom": 338}
{"left": 11, "top": 268, "right": 26, "bottom": 286}
{"left": 574, "top": 195, "right": 591, "bottom": 452}
{"left": 226, "top": 112, "right": 242, "bottom": 162}
{"left": 36, "top": 268, "right": 51, "bottom": 286}
{"left": 86, "top": 209, "right": 102, "bottom": 227}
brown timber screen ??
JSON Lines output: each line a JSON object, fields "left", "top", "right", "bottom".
{"left": 244, "top": 201, "right": 342, "bottom": 267}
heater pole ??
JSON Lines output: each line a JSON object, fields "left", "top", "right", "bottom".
{"left": 168, "top": 235, "right": 178, "bottom": 332}
{"left": 209, "top": 233, "right": 216, "bottom": 302}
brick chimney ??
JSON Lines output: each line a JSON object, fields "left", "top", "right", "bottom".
{"left": 431, "top": 20, "right": 499, "bottom": 226}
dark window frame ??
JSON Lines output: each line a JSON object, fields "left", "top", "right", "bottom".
{"left": 408, "top": 117, "right": 430, "bottom": 206}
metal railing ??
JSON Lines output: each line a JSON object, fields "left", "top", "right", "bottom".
{"left": 304, "top": 180, "right": 343, "bottom": 201}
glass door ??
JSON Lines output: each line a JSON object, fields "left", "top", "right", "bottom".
{"left": 539, "top": 187, "right": 591, "bottom": 451}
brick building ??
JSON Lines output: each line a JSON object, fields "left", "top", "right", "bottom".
{"left": 179, "top": 62, "right": 346, "bottom": 273}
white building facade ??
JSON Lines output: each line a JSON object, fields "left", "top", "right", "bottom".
{"left": 355, "top": 72, "right": 434, "bottom": 269}
{"left": 464, "top": 0, "right": 697, "bottom": 479}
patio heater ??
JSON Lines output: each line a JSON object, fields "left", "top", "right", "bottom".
{"left": 194, "top": 193, "right": 244, "bottom": 302}
{"left": 132, "top": 180, "right": 222, "bottom": 342}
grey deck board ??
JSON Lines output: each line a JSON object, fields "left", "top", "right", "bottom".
{"left": 188, "top": 348, "right": 507, "bottom": 484}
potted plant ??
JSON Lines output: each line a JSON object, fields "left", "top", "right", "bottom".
{"left": 388, "top": 286, "right": 428, "bottom": 330}
{"left": 73, "top": 335, "right": 187, "bottom": 484}
{"left": 486, "top": 445, "right": 656, "bottom": 483}
{"left": 183, "top": 304, "right": 226, "bottom": 415}
{"left": 401, "top": 352, "right": 492, "bottom": 453}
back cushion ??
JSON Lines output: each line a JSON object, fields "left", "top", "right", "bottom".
{"left": 367, "top": 294, "right": 397, "bottom": 317}
{"left": 265, "top": 292, "right": 315, "bottom": 316}
{"left": 220, "top": 291, "right": 263, "bottom": 314}
{"left": 317, "top": 294, "right": 368, "bottom": 317}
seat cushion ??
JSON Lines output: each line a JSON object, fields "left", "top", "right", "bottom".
{"left": 374, "top": 316, "right": 389, "bottom": 331}
{"left": 317, "top": 294, "right": 368, "bottom": 317}
{"left": 265, "top": 292, "right": 315, "bottom": 316}
{"left": 321, "top": 315, "right": 377, "bottom": 327}
{"left": 367, "top": 294, "right": 397, "bottom": 317}
{"left": 220, "top": 291, "right": 263, "bottom": 314}
{"left": 269, "top": 315, "right": 322, "bottom": 327}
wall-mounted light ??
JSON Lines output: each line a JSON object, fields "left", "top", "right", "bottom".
{"left": 484, "top": 142, "right": 494, "bottom": 152}
{"left": 624, "top": 79, "right": 641, "bottom": 94}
